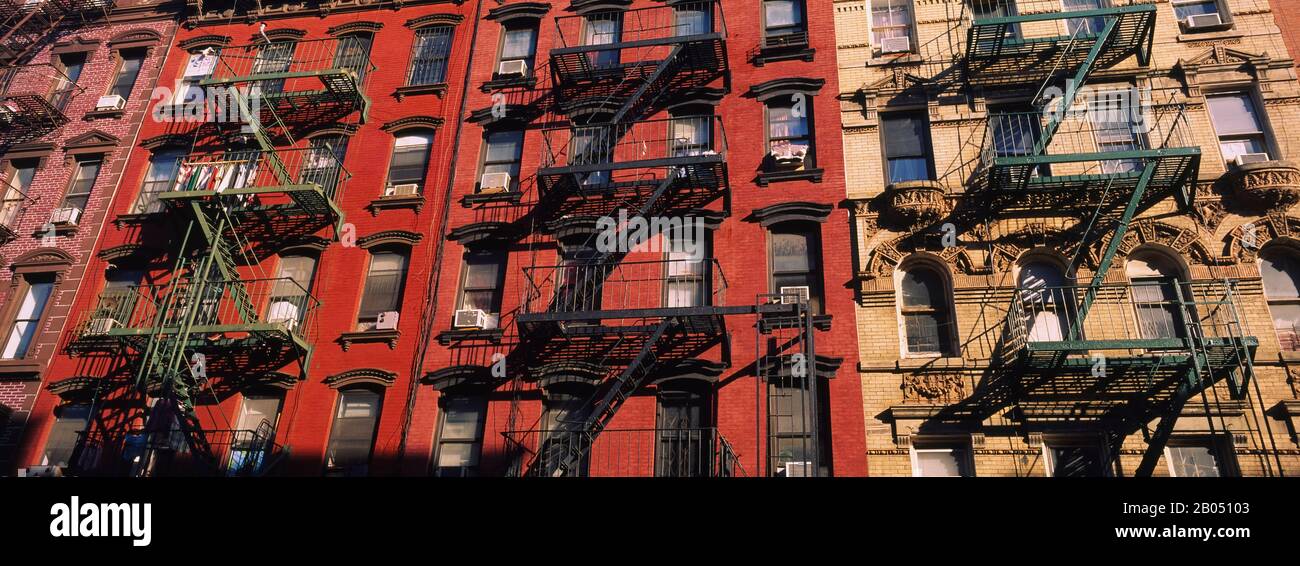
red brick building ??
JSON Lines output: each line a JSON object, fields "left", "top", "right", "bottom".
{"left": 1271, "top": 0, "right": 1300, "bottom": 68}
{"left": 0, "top": 0, "right": 180, "bottom": 473}
{"left": 14, "top": 0, "right": 866, "bottom": 477}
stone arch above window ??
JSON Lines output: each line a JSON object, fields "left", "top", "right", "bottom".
{"left": 178, "top": 34, "right": 232, "bottom": 51}
{"left": 486, "top": 2, "right": 549, "bottom": 23}
{"left": 666, "top": 87, "right": 725, "bottom": 110}
{"left": 250, "top": 29, "right": 306, "bottom": 44}
{"left": 324, "top": 368, "right": 397, "bottom": 389}
{"left": 746, "top": 77, "right": 825, "bottom": 102}
{"left": 275, "top": 236, "right": 331, "bottom": 255}
{"left": 448, "top": 222, "right": 515, "bottom": 248}
{"left": 246, "top": 371, "right": 300, "bottom": 391}
{"left": 357, "top": 230, "right": 423, "bottom": 250}
{"left": 46, "top": 376, "right": 97, "bottom": 400}
{"left": 423, "top": 365, "right": 495, "bottom": 391}
{"left": 571, "top": 0, "right": 633, "bottom": 15}
{"left": 107, "top": 29, "right": 162, "bottom": 50}
{"left": 381, "top": 116, "right": 444, "bottom": 133}
{"left": 328, "top": 21, "right": 384, "bottom": 36}
{"left": 748, "top": 202, "right": 833, "bottom": 227}
{"left": 405, "top": 13, "right": 465, "bottom": 29}
{"left": 96, "top": 243, "right": 162, "bottom": 265}
{"left": 532, "top": 361, "right": 604, "bottom": 390}
{"left": 303, "top": 123, "right": 359, "bottom": 139}
{"left": 10, "top": 248, "right": 74, "bottom": 280}
{"left": 650, "top": 359, "right": 726, "bottom": 388}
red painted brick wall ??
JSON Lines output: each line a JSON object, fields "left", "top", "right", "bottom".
{"left": 1270, "top": 0, "right": 1300, "bottom": 66}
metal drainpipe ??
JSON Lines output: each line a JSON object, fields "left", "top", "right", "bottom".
{"left": 394, "top": 0, "right": 486, "bottom": 471}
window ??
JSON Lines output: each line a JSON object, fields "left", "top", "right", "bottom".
{"left": 569, "top": 125, "right": 613, "bottom": 186}
{"left": 882, "top": 112, "right": 934, "bottom": 183}
{"left": 870, "top": 0, "right": 913, "bottom": 49}
{"left": 49, "top": 52, "right": 85, "bottom": 111}
{"left": 770, "top": 224, "right": 823, "bottom": 313}
{"left": 479, "top": 130, "right": 523, "bottom": 193}
{"left": 250, "top": 41, "right": 295, "bottom": 96}
{"left": 456, "top": 249, "right": 505, "bottom": 328}
{"left": 972, "top": 0, "right": 1020, "bottom": 39}
{"left": 300, "top": 135, "right": 348, "bottom": 197}
{"left": 1126, "top": 252, "right": 1186, "bottom": 340}
{"left": 674, "top": 3, "right": 712, "bottom": 36}
{"left": 1045, "top": 442, "right": 1107, "bottom": 477}
{"left": 1166, "top": 440, "right": 1231, "bottom": 477}
{"left": 61, "top": 159, "right": 101, "bottom": 214}
{"left": 763, "top": 0, "right": 806, "bottom": 41}
{"left": 768, "top": 379, "right": 830, "bottom": 476}
{"left": 96, "top": 268, "right": 143, "bottom": 321}
{"left": 1, "top": 159, "right": 37, "bottom": 229}
{"left": 911, "top": 445, "right": 973, "bottom": 477}
{"left": 990, "top": 103, "right": 1048, "bottom": 175}
{"left": 1019, "top": 261, "right": 1072, "bottom": 342}
{"left": 386, "top": 131, "right": 433, "bottom": 192}
{"left": 656, "top": 382, "right": 714, "bottom": 477}
{"left": 664, "top": 223, "right": 707, "bottom": 308}
{"left": 900, "top": 265, "right": 955, "bottom": 355}
{"left": 539, "top": 388, "right": 591, "bottom": 476}
{"left": 132, "top": 150, "right": 183, "bottom": 214}
{"left": 408, "top": 26, "right": 454, "bottom": 85}
{"left": 1260, "top": 248, "right": 1300, "bottom": 351}
{"left": 41, "top": 404, "right": 90, "bottom": 467}
{"left": 1207, "top": 92, "right": 1271, "bottom": 165}
{"left": 432, "top": 394, "right": 487, "bottom": 477}
{"left": 583, "top": 12, "right": 621, "bottom": 68}
{"left": 766, "top": 96, "right": 814, "bottom": 169}
{"left": 106, "top": 49, "right": 145, "bottom": 100}
{"left": 496, "top": 24, "right": 537, "bottom": 76}
{"left": 324, "top": 389, "right": 382, "bottom": 476}
{"left": 1172, "top": 0, "right": 1222, "bottom": 23}
{"left": 1090, "top": 88, "right": 1143, "bottom": 173}
{"left": 670, "top": 112, "right": 713, "bottom": 157}
{"left": 334, "top": 33, "right": 373, "bottom": 82}
{"left": 228, "top": 394, "right": 281, "bottom": 475}
{"left": 269, "top": 254, "right": 317, "bottom": 328}
{"left": 175, "top": 48, "right": 220, "bottom": 105}
{"left": 357, "top": 250, "right": 408, "bottom": 331}
{"left": 2, "top": 275, "right": 55, "bottom": 359}
{"left": 1064, "top": 0, "right": 1107, "bottom": 37}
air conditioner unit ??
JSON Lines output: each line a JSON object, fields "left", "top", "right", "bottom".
{"left": 779, "top": 286, "right": 811, "bottom": 305}
{"left": 497, "top": 59, "right": 528, "bottom": 77}
{"left": 86, "top": 317, "right": 120, "bottom": 335}
{"left": 19, "top": 465, "right": 64, "bottom": 477}
{"left": 782, "top": 461, "right": 812, "bottom": 477}
{"left": 1235, "top": 153, "right": 1271, "bottom": 167}
{"left": 266, "top": 300, "right": 300, "bottom": 329}
{"left": 454, "top": 308, "right": 489, "bottom": 329}
{"left": 95, "top": 94, "right": 126, "bottom": 110}
{"left": 880, "top": 36, "right": 912, "bottom": 54}
{"left": 1185, "top": 13, "right": 1224, "bottom": 29}
{"left": 479, "top": 172, "right": 511, "bottom": 194}
{"left": 375, "top": 310, "right": 400, "bottom": 330}
{"left": 385, "top": 183, "right": 420, "bottom": 197}
{"left": 771, "top": 143, "right": 808, "bottom": 162}
{"left": 49, "top": 207, "right": 81, "bottom": 226}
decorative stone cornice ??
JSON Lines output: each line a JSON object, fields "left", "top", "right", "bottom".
{"left": 1225, "top": 160, "right": 1300, "bottom": 211}
{"left": 404, "top": 13, "right": 464, "bottom": 29}
{"left": 357, "top": 230, "right": 423, "bottom": 249}
{"left": 486, "top": 1, "right": 549, "bottom": 23}
{"left": 178, "top": 35, "right": 232, "bottom": 51}
{"left": 139, "top": 133, "right": 192, "bottom": 150}
{"left": 447, "top": 222, "right": 514, "bottom": 247}
{"left": 532, "top": 361, "right": 606, "bottom": 390}
{"left": 423, "top": 365, "right": 495, "bottom": 391}
{"left": 324, "top": 368, "right": 397, "bottom": 389}
{"left": 46, "top": 376, "right": 98, "bottom": 398}
{"left": 380, "top": 115, "right": 444, "bottom": 132}
{"left": 107, "top": 29, "right": 162, "bottom": 49}
{"left": 328, "top": 21, "right": 384, "bottom": 36}
{"left": 747, "top": 202, "right": 833, "bottom": 226}
{"left": 883, "top": 181, "right": 950, "bottom": 230}
{"left": 746, "top": 77, "right": 826, "bottom": 101}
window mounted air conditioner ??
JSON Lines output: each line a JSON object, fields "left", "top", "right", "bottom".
{"left": 479, "top": 172, "right": 511, "bottom": 194}
{"left": 95, "top": 94, "right": 126, "bottom": 110}
{"left": 49, "top": 207, "right": 81, "bottom": 226}
{"left": 879, "top": 36, "right": 912, "bottom": 54}
{"left": 86, "top": 317, "right": 120, "bottom": 335}
{"left": 375, "top": 310, "right": 400, "bottom": 330}
{"left": 779, "top": 286, "right": 811, "bottom": 305}
{"left": 454, "top": 309, "right": 489, "bottom": 329}
{"left": 497, "top": 59, "right": 528, "bottom": 77}
{"left": 770, "top": 143, "right": 808, "bottom": 163}
{"left": 1235, "top": 153, "right": 1271, "bottom": 167}
{"left": 782, "top": 461, "right": 812, "bottom": 477}
{"left": 266, "top": 300, "right": 300, "bottom": 329}
{"left": 1185, "top": 13, "right": 1223, "bottom": 30}
{"left": 385, "top": 183, "right": 420, "bottom": 197}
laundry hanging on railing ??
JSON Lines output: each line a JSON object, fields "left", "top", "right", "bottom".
{"left": 173, "top": 157, "right": 261, "bottom": 193}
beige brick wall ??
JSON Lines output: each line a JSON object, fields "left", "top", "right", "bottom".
{"left": 838, "top": 0, "right": 1300, "bottom": 476}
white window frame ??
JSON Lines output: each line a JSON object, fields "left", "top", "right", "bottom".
{"left": 868, "top": 0, "right": 915, "bottom": 53}
{"left": 1042, "top": 440, "right": 1111, "bottom": 477}
{"left": 1164, "top": 438, "right": 1232, "bottom": 477}
{"left": 1171, "top": 0, "right": 1223, "bottom": 23}
{"left": 909, "top": 445, "right": 973, "bottom": 477}
{"left": 1205, "top": 90, "right": 1275, "bottom": 166}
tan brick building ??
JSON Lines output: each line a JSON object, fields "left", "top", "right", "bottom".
{"left": 835, "top": 0, "right": 1300, "bottom": 476}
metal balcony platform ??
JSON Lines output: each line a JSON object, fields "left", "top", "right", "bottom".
{"left": 979, "top": 147, "right": 1200, "bottom": 213}
{"left": 0, "top": 93, "right": 68, "bottom": 147}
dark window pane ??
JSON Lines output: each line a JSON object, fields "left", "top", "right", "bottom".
{"left": 108, "top": 50, "right": 145, "bottom": 99}
{"left": 325, "top": 389, "right": 381, "bottom": 475}
{"left": 409, "top": 27, "right": 453, "bottom": 85}
{"left": 42, "top": 404, "right": 91, "bottom": 467}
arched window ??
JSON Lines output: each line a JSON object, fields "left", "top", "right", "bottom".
{"left": 899, "top": 264, "right": 955, "bottom": 355}
{"left": 1019, "top": 261, "right": 1071, "bottom": 342}
{"left": 1126, "top": 251, "right": 1186, "bottom": 339}
{"left": 1260, "top": 247, "right": 1300, "bottom": 350}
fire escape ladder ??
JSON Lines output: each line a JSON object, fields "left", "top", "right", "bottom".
{"left": 1068, "top": 162, "right": 1157, "bottom": 336}
{"left": 1032, "top": 16, "right": 1118, "bottom": 154}
{"left": 1133, "top": 376, "right": 1194, "bottom": 477}
{"left": 609, "top": 44, "right": 683, "bottom": 125}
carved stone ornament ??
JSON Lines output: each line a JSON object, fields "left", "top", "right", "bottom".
{"left": 885, "top": 180, "right": 950, "bottom": 230}
{"left": 902, "top": 372, "right": 966, "bottom": 404}
{"left": 1227, "top": 160, "right": 1300, "bottom": 211}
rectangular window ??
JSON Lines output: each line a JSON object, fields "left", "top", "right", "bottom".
{"left": 764, "top": 0, "right": 806, "bottom": 40}
{"left": 882, "top": 112, "right": 934, "bottom": 183}
{"left": 497, "top": 25, "right": 537, "bottom": 76}
{"left": 269, "top": 255, "right": 317, "bottom": 328}
{"left": 107, "top": 49, "right": 145, "bottom": 100}
{"left": 767, "top": 97, "right": 813, "bottom": 168}
{"left": 457, "top": 250, "right": 505, "bottom": 326}
{"left": 480, "top": 130, "right": 523, "bottom": 193}
{"left": 1166, "top": 440, "right": 1231, "bottom": 477}
{"left": 334, "top": 34, "right": 373, "bottom": 82}
{"left": 41, "top": 404, "right": 91, "bottom": 467}
{"left": 1064, "top": 0, "right": 1107, "bottom": 36}
{"left": 583, "top": 13, "right": 622, "bottom": 68}
{"left": 1172, "top": 0, "right": 1222, "bottom": 22}
{"left": 175, "top": 49, "right": 220, "bottom": 105}
{"left": 770, "top": 226, "right": 823, "bottom": 313}
{"left": 49, "top": 52, "right": 85, "bottom": 111}
{"left": 870, "top": 0, "right": 913, "bottom": 48}
{"left": 664, "top": 224, "right": 706, "bottom": 308}
{"left": 1045, "top": 442, "right": 1107, "bottom": 477}
{"left": 386, "top": 132, "right": 433, "bottom": 191}
{"left": 228, "top": 394, "right": 282, "bottom": 475}
{"left": 1, "top": 159, "right": 37, "bottom": 229}
{"left": 132, "top": 150, "right": 183, "bottom": 214}
{"left": 60, "top": 159, "right": 100, "bottom": 214}
{"left": 433, "top": 394, "right": 487, "bottom": 477}
{"left": 408, "top": 27, "right": 454, "bottom": 86}
{"left": 656, "top": 386, "right": 713, "bottom": 477}
{"left": 250, "top": 41, "right": 295, "bottom": 96}
{"left": 1207, "top": 92, "right": 1271, "bottom": 165}
{"left": 2, "top": 276, "right": 54, "bottom": 359}
{"left": 911, "top": 445, "right": 972, "bottom": 477}
{"left": 300, "top": 135, "right": 348, "bottom": 198}
{"left": 324, "top": 389, "right": 382, "bottom": 476}
{"left": 357, "top": 250, "right": 408, "bottom": 330}
{"left": 1090, "top": 89, "right": 1143, "bottom": 174}
{"left": 972, "top": 0, "right": 1020, "bottom": 39}
{"left": 96, "top": 268, "right": 142, "bottom": 322}
{"left": 767, "top": 380, "right": 830, "bottom": 477}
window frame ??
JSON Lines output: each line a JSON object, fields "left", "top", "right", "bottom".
{"left": 105, "top": 48, "right": 146, "bottom": 100}
{"left": 767, "top": 222, "right": 824, "bottom": 314}
{"left": 384, "top": 129, "right": 435, "bottom": 192}
{"left": 455, "top": 248, "right": 507, "bottom": 319}
{"left": 494, "top": 22, "right": 538, "bottom": 78}
{"left": 909, "top": 443, "right": 974, "bottom": 477}
{"left": 407, "top": 26, "right": 455, "bottom": 86}
{"left": 880, "top": 110, "right": 935, "bottom": 184}
{"left": 41, "top": 403, "right": 91, "bottom": 468}
{"left": 868, "top": 0, "right": 916, "bottom": 53}
{"left": 61, "top": 158, "right": 102, "bottom": 213}
{"left": 431, "top": 392, "right": 489, "bottom": 477}
{"left": 0, "top": 158, "right": 37, "bottom": 229}
{"left": 763, "top": 94, "right": 817, "bottom": 170}
{"left": 1205, "top": 90, "right": 1276, "bottom": 166}
{"left": 761, "top": 0, "right": 808, "bottom": 41}
{"left": 132, "top": 149, "right": 184, "bottom": 214}
{"left": 476, "top": 129, "right": 524, "bottom": 193}
{"left": 356, "top": 248, "right": 410, "bottom": 330}
{"left": 896, "top": 262, "right": 958, "bottom": 357}
{"left": 323, "top": 387, "right": 383, "bottom": 477}
{"left": 1, "top": 273, "right": 56, "bottom": 360}
{"left": 1258, "top": 246, "right": 1300, "bottom": 351}
{"left": 48, "top": 52, "right": 86, "bottom": 112}
{"left": 1164, "top": 436, "right": 1235, "bottom": 477}
{"left": 1042, "top": 439, "right": 1110, "bottom": 477}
